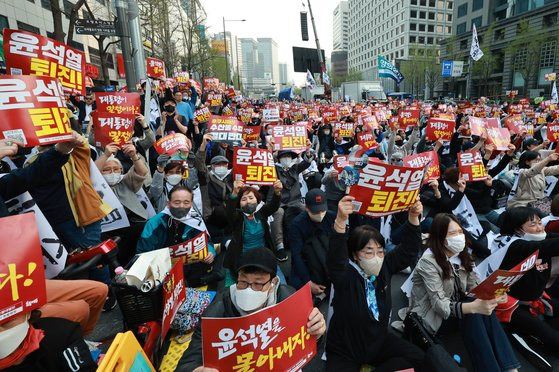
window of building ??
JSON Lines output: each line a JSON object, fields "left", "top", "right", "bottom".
{"left": 418, "top": 36, "right": 425, "bottom": 43}
{"left": 540, "top": 41, "right": 556, "bottom": 68}
{"left": 27, "top": 0, "right": 34, "bottom": 2}
{"left": 410, "top": 35, "right": 417, "bottom": 43}
{"left": 429, "top": 12, "right": 435, "bottom": 20}
{"left": 472, "top": 16, "right": 482, "bottom": 28}
{"left": 429, "top": 0, "right": 436, "bottom": 6}
{"left": 448, "top": 1, "right": 453, "bottom": 9}
{"left": 41, "top": 0, "right": 51, "bottom": 10}
{"left": 17, "top": 21, "right": 40, "bottom": 35}
{"left": 456, "top": 22, "right": 467, "bottom": 34}
{"left": 494, "top": 28, "right": 504, "bottom": 41}
{"left": 437, "top": 25, "right": 443, "bottom": 32}
{"left": 447, "top": 14, "right": 452, "bottom": 22}
{"left": 428, "top": 24, "right": 434, "bottom": 32}
{"left": 543, "top": 13, "right": 557, "bottom": 28}
{"left": 63, "top": 0, "right": 74, "bottom": 19}
{"left": 411, "top": 10, "right": 417, "bottom": 18}
{"left": 419, "top": 24, "right": 425, "bottom": 31}
{"left": 420, "top": 11, "right": 426, "bottom": 18}
{"left": 457, "top": 3, "right": 467, "bottom": 17}
{"left": 472, "top": 0, "right": 483, "bottom": 11}
{"left": 460, "top": 39, "right": 468, "bottom": 49}
{"left": 411, "top": 0, "right": 417, "bottom": 4}
{"left": 427, "top": 37, "right": 434, "bottom": 44}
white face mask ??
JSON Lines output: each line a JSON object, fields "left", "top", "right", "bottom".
{"left": 359, "top": 256, "right": 384, "bottom": 277}
{"left": 446, "top": 234, "right": 466, "bottom": 254}
{"left": 279, "top": 157, "right": 292, "bottom": 168}
{"left": 522, "top": 231, "right": 546, "bottom": 241}
{"left": 166, "top": 174, "right": 183, "bottom": 186}
{"left": 235, "top": 286, "right": 270, "bottom": 312}
{"left": 103, "top": 172, "right": 123, "bottom": 186}
{"left": 309, "top": 211, "right": 326, "bottom": 223}
{"left": 0, "top": 317, "right": 29, "bottom": 359}
{"left": 213, "top": 166, "right": 229, "bottom": 178}
{"left": 323, "top": 130, "right": 331, "bottom": 136}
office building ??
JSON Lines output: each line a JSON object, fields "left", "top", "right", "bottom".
{"left": 333, "top": 1, "right": 349, "bottom": 51}
{"left": 239, "top": 37, "right": 280, "bottom": 96}
{"left": 331, "top": 50, "right": 348, "bottom": 76}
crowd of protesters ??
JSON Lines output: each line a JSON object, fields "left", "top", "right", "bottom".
{"left": 1, "top": 75, "right": 559, "bottom": 372}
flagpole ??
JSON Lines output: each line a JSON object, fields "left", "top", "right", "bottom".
{"left": 307, "top": 0, "right": 331, "bottom": 100}
{"left": 465, "top": 56, "right": 472, "bottom": 100}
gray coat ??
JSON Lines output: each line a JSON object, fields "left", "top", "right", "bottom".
{"left": 111, "top": 167, "right": 148, "bottom": 220}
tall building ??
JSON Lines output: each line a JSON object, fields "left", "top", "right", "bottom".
{"left": 211, "top": 31, "right": 242, "bottom": 83}
{"left": 257, "top": 38, "right": 280, "bottom": 87}
{"left": 442, "top": 0, "right": 559, "bottom": 98}
{"left": 240, "top": 37, "right": 279, "bottom": 96}
{"left": 279, "top": 63, "right": 289, "bottom": 85}
{"left": 333, "top": 1, "right": 349, "bottom": 51}
{"left": 331, "top": 50, "right": 348, "bottom": 76}
{"left": 347, "top": 0, "right": 453, "bottom": 92}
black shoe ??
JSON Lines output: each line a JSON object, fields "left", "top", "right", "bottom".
{"left": 275, "top": 249, "right": 288, "bottom": 262}
{"left": 200, "top": 270, "right": 225, "bottom": 285}
{"left": 103, "top": 288, "right": 117, "bottom": 312}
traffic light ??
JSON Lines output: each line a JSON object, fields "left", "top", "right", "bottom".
{"left": 300, "top": 12, "right": 309, "bottom": 41}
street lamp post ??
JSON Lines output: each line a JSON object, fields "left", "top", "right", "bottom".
{"left": 223, "top": 18, "right": 246, "bottom": 88}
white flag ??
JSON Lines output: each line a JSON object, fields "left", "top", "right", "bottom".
{"left": 470, "top": 24, "right": 484, "bottom": 61}
{"left": 306, "top": 69, "right": 316, "bottom": 91}
{"left": 552, "top": 81, "right": 558, "bottom": 103}
{"left": 323, "top": 69, "right": 331, "bottom": 86}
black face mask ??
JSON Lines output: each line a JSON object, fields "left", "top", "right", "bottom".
{"left": 164, "top": 105, "right": 176, "bottom": 113}
{"left": 241, "top": 203, "right": 258, "bottom": 215}
{"left": 169, "top": 207, "right": 190, "bottom": 219}
{"left": 395, "top": 140, "right": 404, "bottom": 147}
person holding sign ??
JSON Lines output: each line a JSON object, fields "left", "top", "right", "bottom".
{"left": 160, "top": 98, "right": 189, "bottom": 137}
{"left": 326, "top": 196, "right": 427, "bottom": 371}
{"left": 177, "top": 248, "right": 326, "bottom": 371}
{"left": 408, "top": 213, "right": 519, "bottom": 372}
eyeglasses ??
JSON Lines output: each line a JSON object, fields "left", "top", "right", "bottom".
{"left": 236, "top": 278, "right": 272, "bottom": 291}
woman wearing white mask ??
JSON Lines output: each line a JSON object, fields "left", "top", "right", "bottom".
{"left": 496, "top": 207, "right": 559, "bottom": 353}
{"left": 149, "top": 156, "right": 190, "bottom": 213}
{"left": 409, "top": 213, "right": 518, "bottom": 372}
{"left": 205, "top": 155, "right": 233, "bottom": 240}
{"left": 326, "top": 195, "right": 427, "bottom": 371}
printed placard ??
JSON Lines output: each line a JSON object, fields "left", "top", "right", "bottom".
{"left": 92, "top": 111, "right": 135, "bottom": 147}
{"left": 426, "top": 118, "right": 456, "bottom": 141}
{"left": 508, "top": 104, "right": 523, "bottom": 115}
{"left": 96, "top": 92, "right": 140, "bottom": 115}
{"left": 0, "top": 75, "right": 72, "bottom": 147}
{"left": 398, "top": 109, "right": 420, "bottom": 128}
{"left": 154, "top": 133, "right": 191, "bottom": 155}
{"left": 348, "top": 162, "right": 425, "bottom": 217}
{"left": 321, "top": 108, "right": 339, "bottom": 124}
{"left": 194, "top": 106, "right": 211, "bottom": 123}
{"left": 207, "top": 93, "right": 222, "bottom": 108}
{"left": 504, "top": 115, "right": 530, "bottom": 135}
{"left": 356, "top": 132, "right": 379, "bottom": 150}
{"left": 208, "top": 115, "right": 243, "bottom": 146}
{"left": 4, "top": 28, "right": 85, "bottom": 95}
{"left": 458, "top": 151, "right": 488, "bottom": 182}
{"left": 486, "top": 127, "right": 511, "bottom": 151}
{"left": 202, "top": 283, "right": 316, "bottom": 371}
{"left": 547, "top": 122, "right": 559, "bottom": 142}
{"left": 238, "top": 108, "right": 253, "bottom": 124}
{"left": 203, "top": 77, "right": 220, "bottom": 91}
{"left": 161, "top": 261, "right": 186, "bottom": 342}
{"left": 146, "top": 57, "right": 166, "bottom": 79}
{"left": 272, "top": 124, "right": 308, "bottom": 152}
{"left": 168, "top": 231, "right": 209, "bottom": 264}
{"left": 262, "top": 108, "right": 280, "bottom": 122}
{"left": 358, "top": 114, "right": 379, "bottom": 131}
{"left": 233, "top": 147, "right": 277, "bottom": 186}
{"left": 333, "top": 122, "right": 354, "bottom": 138}
{"left": 468, "top": 116, "right": 487, "bottom": 137}
{"left": 403, "top": 151, "right": 440, "bottom": 184}
{"left": 243, "top": 125, "right": 261, "bottom": 143}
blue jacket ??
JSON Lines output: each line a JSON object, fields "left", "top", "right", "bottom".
{"left": 136, "top": 212, "right": 215, "bottom": 255}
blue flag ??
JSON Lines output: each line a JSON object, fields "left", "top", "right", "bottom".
{"left": 378, "top": 56, "right": 404, "bottom": 84}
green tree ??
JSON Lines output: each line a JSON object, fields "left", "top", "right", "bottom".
{"left": 400, "top": 45, "right": 427, "bottom": 98}
{"left": 424, "top": 45, "right": 442, "bottom": 99}
{"left": 331, "top": 68, "right": 363, "bottom": 88}
{"left": 472, "top": 23, "right": 499, "bottom": 98}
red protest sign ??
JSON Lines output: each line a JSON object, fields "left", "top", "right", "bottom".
{"left": 470, "top": 251, "right": 538, "bottom": 300}
{"left": 194, "top": 106, "right": 211, "bottom": 123}
{"left": 243, "top": 125, "right": 261, "bottom": 143}
{"left": 161, "top": 261, "right": 186, "bottom": 342}
{"left": 426, "top": 118, "right": 455, "bottom": 141}
{"left": 534, "top": 112, "right": 547, "bottom": 125}
{"left": 359, "top": 114, "right": 379, "bottom": 131}
{"left": 321, "top": 108, "right": 339, "bottom": 124}
{"left": 168, "top": 231, "right": 209, "bottom": 264}
{"left": 486, "top": 127, "right": 511, "bottom": 151}
{"left": 398, "top": 109, "right": 420, "bottom": 128}
{"left": 85, "top": 63, "right": 99, "bottom": 79}
{"left": 348, "top": 162, "right": 425, "bottom": 217}
{"left": 272, "top": 124, "right": 308, "bottom": 152}
{"left": 508, "top": 104, "right": 523, "bottom": 114}
{"left": 0, "top": 213, "right": 47, "bottom": 324}
{"left": 238, "top": 108, "right": 253, "bottom": 124}
{"left": 233, "top": 147, "right": 277, "bottom": 185}
{"left": 202, "top": 283, "right": 316, "bottom": 371}
{"left": 208, "top": 115, "right": 243, "bottom": 145}
{"left": 333, "top": 122, "right": 354, "bottom": 138}
{"left": 96, "top": 93, "right": 140, "bottom": 115}
{"left": 547, "top": 122, "right": 559, "bottom": 142}
{"left": 146, "top": 57, "right": 166, "bottom": 79}
{"left": 208, "top": 93, "right": 223, "bottom": 107}
{"left": 332, "top": 155, "right": 349, "bottom": 172}
{"left": 154, "top": 133, "right": 191, "bottom": 155}
{"left": 388, "top": 116, "right": 399, "bottom": 130}
{"left": 458, "top": 151, "right": 488, "bottom": 182}
{"left": 374, "top": 110, "right": 387, "bottom": 122}
{"left": 91, "top": 112, "right": 135, "bottom": 147}
{"left": 504, "top": 115, "right": 527, "bottom": 135}
{"left": 357, "top": 132, "right": 379, "bottom": 150}
{"left": 4, "top": 29, "right": 85, "bottom": 95}
{"left": 203, "top": 77, "right": 220, "bottom": 91}
{"left": 0, "top": 75, "right": 72, "bottom": 147}
{"left": 289, "top": 108, "right": 306, "bottom": 122}
{"left": 468, "top": 117, "right": 487, "bottom": 137}
{"left": 403, "top": 151, "right": 440, "bottom": 184}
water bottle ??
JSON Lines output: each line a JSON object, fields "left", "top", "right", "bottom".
{"left": 114, "top": 266, "right": 128, "bottom": 284}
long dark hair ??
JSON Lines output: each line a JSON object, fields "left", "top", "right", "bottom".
{"left": 426, "top": 213, "right": 474, "bottom": 280}
{"left": 347, "top": 225, "right": 385, "bottom": 262}
{"left": 518, "top": 151, "right": 540, "bottom": 169}
{"left": 499, "top": 207, "right": 540, "bottom": 235}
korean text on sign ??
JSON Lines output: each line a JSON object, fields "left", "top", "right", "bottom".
{"left": 262, "top": 108, "right": 280, "bottom": 122}
{"left": 168, "top": 231, "right": 209, "bottom": 264}
{"left": 243, "top": 125, "right": 261, "bottom": 143}
{"left": 349, "top": 162, "right": 425, "bottom": 217}
{"left": 403, "top": 150, "right": 440, "bottom": 184}
{"left": 0, "top": 213, "right": 47, "bottom": 324}
{"left": 398, "top": 109, "right": 420, "bottom": 128}
{"left": 0, "top": 75, "right": 72, "bottom": 147}
{"left": 154, "top": 133, "right": 191, "bottom": 155}
{"left": 208, "top": 115, "right": 243, "bottom": 145}
{"left": 486, "top": 127, "right": 511, "bottom": 151}
{"left": 96, "top": 93, "right": 140, "bottom": 115}
{"left": 357, "top": 132, "right": 379, "bottom": 151}
{"left": 272, "top": 124, "right": 308, "bottom": 152}
{"left": 458, "top": 151, "right": 488, "bottom": 182}
{"left": 4, "top": 29, "right": 85, "bottom": 95}
{"left": 146, "top": 57, "right": 166, "bottom": 79}
{"left": 202, "top": 283, "right": 316, "bottom": 371}
{"left": 426, "top": 118, "right": 456, "bottom": 141}
{"left": 208, "top": 93, "right": 222, "bottom": 107}
{"left": 194, "top": 106, "right": 211, "bottom": 123}
{"left": 233, "top": 147, "right": 277, "bottom": 186}
{"left": 92, "top": 112, "right": 135, "bottom": 147}
{"left": 547, "top": 123, "right": 559, "bottom": 142}
{"left": 333, "top": 122, "right": 354, "bottom": 138}
{"left": 161, "top": 261, "right": 186, "bottom": 342}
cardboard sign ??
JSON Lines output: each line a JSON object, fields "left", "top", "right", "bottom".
{"left": 357, "top": 132, "right": 379, "bottom": 150}
{"left": 202, "top": 283, "right": 316, "bottom": 371}
{"left": 486, "top": 127, "right": 511, "bottom": 151}
{"left": 403, "top": 151, "right": 440, "bottom": 184}
{"left": 359, "top": 114, "right": 379, "bottom": 131}
{"left": 161, "top": 261, "right": 186, "bottom": 343}
{"left": 146, "top": 57, "right": 166, "bottom": 79}
{"left": 388, "top": 116, "right": 399, "bottom": 130}
{"left": 222, "top": 105, "right": 235, "bottom": 117}
{"left": 262, "top": 108, "right": 280, "bottom": 122}
{"left": 0, "top": 213, "right": 47, "bottom": 324}
{"left": 469, "top": 251, "right": 538, "bottom": 300}
{"left": 508, "top": 104, "right": 523, "bottom": 115}
{"left": 238, "top": 108, "right": 253, "bottom": 124}
{"left": 208, "top": 115, "right": 243, "bottom": 146}
{"left": 374, "top": 110, "right": 387, "bottom": 122}
{"left": 154, "top": 133, "right": 191, "bottom": 155}
{"left": 194, "top": 106, "right": 211, "bottom": 123}
{"left": 271, "top": 124, "right": 308, "bottom": 152}
{"left": 0, "top": 75, "right": 72, "bottom": 147}
{"left": 225, "top": 87, "right": 237, "bottom": 99}
{"left": 333, "top": 122, "right": 354, "bottom": 138}
{"left": 207, "top": 93, "right": 222, "bottom": 107}
{"left": 168, "top": 231, "right": 209, "bottom": 263}
{"left": 3, "top": 29, "right": 85, "bottom": 95}
{"left": 321, "top": 108, "right": 339, "bottom": 124}
{"left": 426, "top": 118, "right": 455, "bottom": 141}
{"left": 545, "top": 72, "right": 557, "bottom": 81}
{"left": 289, "top": 109, "right": 306, "bottom": 122}
{"left": 534, "top": 112, "right": 548, "bottom": 125}
{"left": 332, "top": 155, "right": 349, "bottom": 172}
{"left": 338, "top": 105, "right": 351, "bottom": 117}
{"left": 348, "top": 162, "right": 425, "bottom": 217}
{"left": 504, "top": 115, "right": 525, "bottom": 135}
{"left": 96, "top": 93, "right": 140, "bottom": 115}
{"left": 92, "top": 111, "right": 135, "bottom": 147}
{"left": 242, "top": 125, "right": 261, "bottom": 143}
{"left": 458, "top": 151, "right": 488, "bottom": 182}
{"left": 468, "top": 117, "right": 487, "bottom": 137}
{"left": 203, "top": 77, "right": 219, "bottom": 91}
{"left": 547, "top": 122, "right": 559, "bottom": 142}
{"left": 233, "top": 147, "right": 277, "bottom": 185}
{"left": 398, "top": 109, "right": 420, "bottom": 128}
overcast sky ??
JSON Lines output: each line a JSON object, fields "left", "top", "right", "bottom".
{"left": 204, "top": 0, "right": 340, "bottom": 85}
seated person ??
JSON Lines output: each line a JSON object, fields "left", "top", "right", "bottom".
{"left": 177, "top": 248, "right": 326, "bottom": 371}
{"left": 137, "top": 186, "right": 221, "bottom": 287}
{"left": 543, "top": 194, "right": 559, "bottom": 233}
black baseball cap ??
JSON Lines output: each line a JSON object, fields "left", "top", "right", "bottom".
{"left": 524, "top": 138, "right": 539, "bottom": 147}
{"left": 236, "top": 248, "right": 277, "bottom": 276}
{"left": 305, "top": 189, "right": 328, "bottom": 214}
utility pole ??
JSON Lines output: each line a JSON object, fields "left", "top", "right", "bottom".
{"left": 115, "top": 0, "right": 137, "bottom": 91}
{"left": 465, "top": 56, "right": 472, "bottom": 100}
{"left": 307, "top": 0, "right": 330, "bottom": 100}
{"left": 127, "top": 0, "right": 146, "bottom": 85}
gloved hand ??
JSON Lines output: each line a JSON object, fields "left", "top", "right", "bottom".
{"left": 157, "top": 154, "right": 170, "bottom": 168}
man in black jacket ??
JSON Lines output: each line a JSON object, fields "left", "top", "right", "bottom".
{"left": 177, "top": 248, "right": 326, "bottom": 371}
{"left": 70, "top": 94, "right": 96, "bottom": 131}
